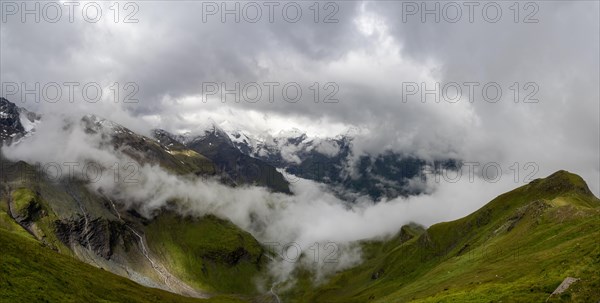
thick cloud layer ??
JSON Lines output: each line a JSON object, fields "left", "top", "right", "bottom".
{"left": 2, "top": 1, "right": 597, "bottom": 195}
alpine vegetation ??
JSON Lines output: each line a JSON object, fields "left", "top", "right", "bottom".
{"left": 1, "top": 1, "right": 598, "bottom": 303}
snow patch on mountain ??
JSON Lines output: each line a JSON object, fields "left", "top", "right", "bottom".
{"left": 225, "top": 125, "right": 345, "bottom": 163}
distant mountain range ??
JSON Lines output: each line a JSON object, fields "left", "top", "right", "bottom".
{"left": 2, "top": 97, "right": 458, "bottom": 200}
{"left": 152, "top": 127, "right": 291, "bottom": 195}
{"left": 154, "top": 122, "right": 457, "bottom": 201}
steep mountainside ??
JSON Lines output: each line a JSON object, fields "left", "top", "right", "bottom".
{"left": 0, "top": 97, "right": 39, "bottom": 144}
{"left": 153, "top": 127, "right": 291, "bottom": 194}
{"left": 0, "top": 227, "right": 246, "bottom": 303}
{"left": 0, "top": 98, "right": 272, "bottom": 301}
{"left": 0, "top": 155, "right": 268, "bottom": 300}
{"left": 283, "top": 170, "right": 600, "bottom": 302}
{"left": 82, "top": 115, "right": 215, "bottom": 176}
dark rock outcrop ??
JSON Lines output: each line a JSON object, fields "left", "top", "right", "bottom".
{"left": 55, "top": 217, "right": 126, "bottom": 259}
{"left": 0, "top": 97, "right": 40, "bottom": 145}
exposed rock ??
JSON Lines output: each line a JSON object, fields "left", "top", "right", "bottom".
{"left": 12, "top": 195, "right": 44, "bottom": 223}
{"left": 0, "top": 97, "right": 25, "bottom": 144}
{"left": 201, "top": 246, "right": 253, "bottom": 266}
{"left": 507, "top": 200, "right": 550, "bottom": 232}
{"left": 55, "top": 217, "right": 126, "bottom": 259}
{"left": 371, "top": 268, "right": 385, "bottom": 280}
{"left": 456, "top": 243, "right": 470, "bottom": 256}
{"left": 547, "top": 277, "right": 580, "bottom": 301}
{"left": 0, "top": 98, "right": 40, "bottom": 145}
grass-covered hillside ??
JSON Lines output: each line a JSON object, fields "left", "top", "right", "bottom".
{"left": 283, "top": 170, "right": 600, "bottom": 302}
{"left": 0, "top": 227, "right": 249, "bottom": 303}
{"left": 2, "top": 147, "right": 599, "bottom": 303}
{"left": 0, "top": 155, "right": 267, "bottom": 301}
{"left": 145, "top": 213, "right": 266, "bottom": 295}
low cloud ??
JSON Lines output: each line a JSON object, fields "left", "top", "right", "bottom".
{"left": 2, "top": 113, "right": 523, "bottom": 286}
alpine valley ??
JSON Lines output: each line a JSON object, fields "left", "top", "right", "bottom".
{"left": 1, "top": 97, "right": 599, "bottom": 303}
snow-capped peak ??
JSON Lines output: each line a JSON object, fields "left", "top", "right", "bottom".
{"left": 277, "top": 128, "right": 306, "bottom": 139}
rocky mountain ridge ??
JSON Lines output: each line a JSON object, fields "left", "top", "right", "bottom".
{"left": 0, "top": 97, "right": 40, "bottom": 144}
{"left": 158, "top": 121, "right": 457, "bottom": 201}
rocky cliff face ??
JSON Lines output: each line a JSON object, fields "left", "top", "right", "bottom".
{"left": 0, "top": 98, "right": 40, "bottom": 144}
{"left": 1, "top": 98, "right": 30, "bottom": 144}
{"left": 54, "top": 217, "right": 125, "bottom": 260}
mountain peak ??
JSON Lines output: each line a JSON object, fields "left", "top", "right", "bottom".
{"left": 1, "top": 97, "right": 40, "bottom": 144}
{"left": 277, "top": 128, "right": 305, "bottom": 138}
{"left": 528, "top": 170, "right": 595, "bottom": 198}
{"left": 0, "top": 97, "right": 24, "bottom": 132}
{"left": 81, "top": 114, "right": 129, "bottom": 135}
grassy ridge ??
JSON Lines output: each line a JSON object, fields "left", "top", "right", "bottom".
{"left": 284, "top": 171, "right": 600, "bottom": 302}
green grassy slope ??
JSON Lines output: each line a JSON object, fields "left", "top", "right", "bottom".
{"left": 0, "top": 227, "right": 247, "bottom": 303}
{"left": 145, "top": 213, "right": 266, "bottom": 295}
{"left": 284, "top": 170, "right": 600, "bottom": 302}
{"left": 0, "top": 157, "right": 265, "bottom": 300}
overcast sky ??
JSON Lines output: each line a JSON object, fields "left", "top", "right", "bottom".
{"left": 1, "top": 1, "right": 599, "bottom": 194}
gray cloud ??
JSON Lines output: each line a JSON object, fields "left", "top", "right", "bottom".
{"left": 1, "top": 0, "right": 598, "bottom": 194}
